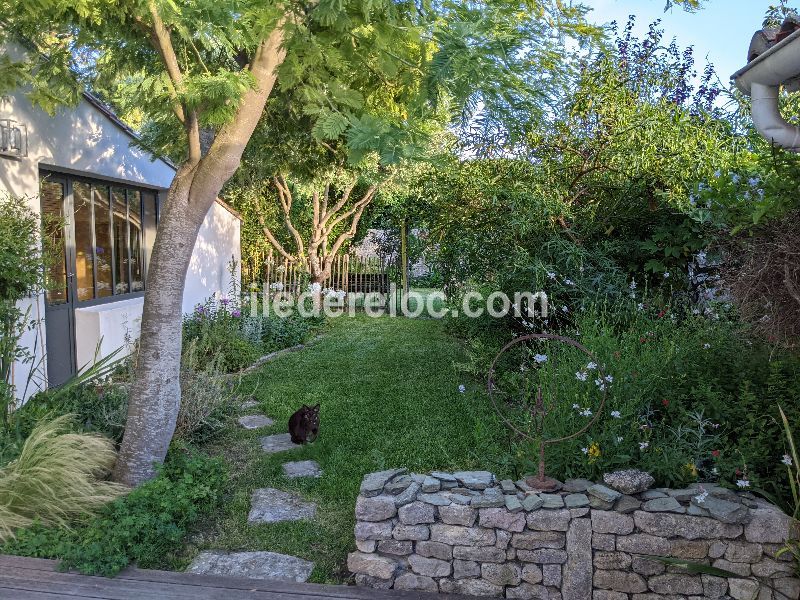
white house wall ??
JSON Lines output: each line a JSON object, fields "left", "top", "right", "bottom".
{"left": 183, "top": 201, "right": 242, "bottom": 314}
{"left": 0, "top": 44, "right": 241, "bottom": 400}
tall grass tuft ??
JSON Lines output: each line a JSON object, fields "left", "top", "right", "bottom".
{"left": 0, "top": 415, "right": 127, "bottom": 541}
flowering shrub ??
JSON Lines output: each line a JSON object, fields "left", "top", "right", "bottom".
{"left": 456, "top": 293, "right": 800, "bottom": 504}
{"left": 182, "top": 296, "right": 322, "bottom": 373}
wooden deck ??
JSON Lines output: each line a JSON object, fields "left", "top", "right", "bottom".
{"left": 0, "top": 555, "right": 455, "bottom": 600}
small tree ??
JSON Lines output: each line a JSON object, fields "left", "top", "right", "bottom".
{"left": 256, "top": 176, "right": 378, "bottom": 288}
{"left": 0, "top": 195, "right": 49, "bottom": 427}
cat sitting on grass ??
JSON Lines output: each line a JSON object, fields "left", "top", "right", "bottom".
{"left": 289, "top": 404, "right": 320, "bottom": 444}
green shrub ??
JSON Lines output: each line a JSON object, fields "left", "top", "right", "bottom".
{"left": 3, "top": 445, "right": 227, "bottom": 575}
{"left": 0, "top": 415, "right": 126, "bottom": 542}
{"left": 457, "top": 296, "right": 800, "bottom": 504}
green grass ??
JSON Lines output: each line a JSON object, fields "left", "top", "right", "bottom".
{"left": 185, "top": 314, "right": 508, "bottom": 583}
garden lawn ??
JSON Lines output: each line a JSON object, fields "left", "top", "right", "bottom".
{"left": 185, "top": 314, "right": 507, "bottom": 583}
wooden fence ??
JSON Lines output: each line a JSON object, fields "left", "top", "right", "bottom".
{"left": 242, "top": 250, "right": 396, "bottom": 295}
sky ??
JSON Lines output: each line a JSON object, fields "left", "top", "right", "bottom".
{"left": 581, "top": 0, "right": 771, "bottom": 85}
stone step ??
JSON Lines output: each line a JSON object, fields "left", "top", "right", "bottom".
{"left": 248, "top": 487, "right": 317, "bottom": 524}
{"left": 283, "top": 460, "right": 322, "bottom": 479}
{"left": 238, "top": 414, "right": 274, "bottom": 430}
{"left": 239, "top": 399, "right": 259, "bottom": 411}
{"left": 260, "top": 433, "right": 301, "bottom": 453}
{"left": 187, "top": 550, "right": 314, "bottom": 583}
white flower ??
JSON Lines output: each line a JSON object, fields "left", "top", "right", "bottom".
{"left": 639, "top": 442, "right": 649, "bottom": 450}
{"left": 782, "top": 454, "right": 793, "bottom": 467}
{"left": 712, "top": 467, "right": 719, "bottom": 475}
{"left": 630, "top": 280, "right": 637, "bottom": 290}
{"left": 604, "top": 375, "right": 613, "bottom": 383}
{"left": 703, "top": 343, "right": 711, "bottom": 350}
{"left": 561, "top": 305, "right": 569, "bottom": 313}
{"left": 458, "top": 384, "right": 466, "bottom": 393}
{"left": 610, "top": 410, "right": 621, "bottom": 419}
{"left": 714, "top": 169, "right": 722, "bottom": 178}
{"left": 547, "top": 271, "right": 556, "bottom": 280}
{"left": 694, "top": 489, "right": 709, "bottom": 504}
{"left": 534, "top": 354, "right": 548, "bottom": 363}
{"left": 580, "top": 408, "right": 592, "bottom": 417}
{"left": 581, "top": 447, "right": 589, "bottom": 455}
{"left": 586, "top": 362, "right": 597, "bottom": 371}
{"left": 308, "top": 282, "right": 322, "bottom": 293}
{"left": 637, "top": 303, "right": 644, "bottom": 311}
{"left": 564, "top": 278, "right": 574, "bottom": 286}
{"left": 736, "top": 479, "right": 750, "bottom": 489}
{"left": 575, "top": 371, "right": 588, "bottom": 382}
{"left": 663, "top": 272, "right": 671, "bottom": 279}
{"left": 692, "top": 308, "right": 700, "bottom": 315}
{"left": 616, "top": 436, "right": 624, "bottom": 443}
{"left": 572, "top": 403, "right": 581, "bottom": 410}
{"left": 594, "top": 379, "right": 607, "bottom": 391}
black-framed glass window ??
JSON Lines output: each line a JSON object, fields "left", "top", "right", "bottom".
{"left": 41, "top": 171, "right": 160, "bottom": 304}
{"left": 41, "top": 180, "right": 68, "bottom": 305}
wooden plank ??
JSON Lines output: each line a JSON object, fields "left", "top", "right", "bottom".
{"left": 0, "top": 586, "right": 74, "bottom": 600}
{"left": 0, "top": 556, "right": 469, "bottom": 600}
{"left": 0, "top": 569, "right": 348, "bottom": 600}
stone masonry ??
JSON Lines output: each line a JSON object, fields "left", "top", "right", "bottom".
{"left": 348, "top": 469, "right": 799, "bottom": 599}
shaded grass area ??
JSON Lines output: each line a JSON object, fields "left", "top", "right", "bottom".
{"left": 183, "top": 314, "right": 508, "bottom": 583}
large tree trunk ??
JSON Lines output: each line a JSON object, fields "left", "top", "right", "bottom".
{"left": 112, "top": 167, "right": 211, "bottom": 485}
{"left": 113, "top": 24, "right": 287, "bottom": 486}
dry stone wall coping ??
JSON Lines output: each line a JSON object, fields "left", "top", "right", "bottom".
{"left": 348, "top": 469, "right": 799, "bottom": 599}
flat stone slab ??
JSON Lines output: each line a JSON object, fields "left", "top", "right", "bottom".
{"left": 187, "top": 550, "right": 314, "bottom": 582}
{"left": 283, "top": 460, "right": 322, "bottom": 479}
{"left": 248, "top": 488, "right": 317, "bottom": 523}
{"left": 260, "top": 433, "right": 301, "bottom": 453}
{"left": 238, "top": 414, "right": 274, "bottom": 429}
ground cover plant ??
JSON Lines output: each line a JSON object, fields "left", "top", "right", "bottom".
{"left": 3, "top": 445, "right": 227, "bottom": 576}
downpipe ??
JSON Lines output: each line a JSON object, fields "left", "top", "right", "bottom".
{"left": 750, "top": 82, "right": 800, "bottom": 151}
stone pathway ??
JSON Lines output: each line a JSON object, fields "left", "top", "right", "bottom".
{"left": 187, "top": 550, "right": 314, "bottom": 582}
{"left": 283, "top": 460, "right": 322, "bottom": 479}
{"left": 189, "top": 361, "right": 323, "bottom": 583}
{"left": 237, "top": 414, "right": 274, "bottom": 429}
{"left": 248, "top": 487, "right": 318, "bottom": 524}
{"left": 260, "top": 433, "right": 301, "bottom": 453}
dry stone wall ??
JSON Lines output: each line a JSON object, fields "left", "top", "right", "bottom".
{"left": 347, "top": 469, "right": 799, "bottom": 599}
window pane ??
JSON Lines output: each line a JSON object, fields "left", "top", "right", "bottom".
{"left": 93, "top": 186, "right": 113, "bottom": 298}
{"left": 41, "top": 181, "right": 67, "bottom": 305}
{"left": 73, "top": 182, "right": 95, "bottom": 301}
{"left": 112, "top": 188, "right": 129, "bottom": 295}
{"left": 129, "top": 190, "right": 143, "bottom": 292}
{"left": 142, "top": 191, "right": 157, "bottom": 281}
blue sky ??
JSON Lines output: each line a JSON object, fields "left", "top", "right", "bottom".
{"left": 581, "top": 0, "right": 770, "bottom": 84}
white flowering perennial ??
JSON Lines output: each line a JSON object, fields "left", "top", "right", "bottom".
{"left": 639, "top": 442, "right": 649, "bottom": 450}
{"left": 575, "top": 371, "right": 588, "bottom": 382}
{"left": 458, "top": 384, "right": 466, "bottom": 393}
{"left": 736, "top": 479, "right": 750, "bottom": 489}
{"left": 533, "top": 354, "right": 548, "bottom": 363}
{"left": 610, "top": 410, "right": 621, "bottom": 419}
{"left": 579, "top": 408, "right": 592, "bottom": 417}
{"left": 782, "top": 454, "right": 793, "bottom": 467}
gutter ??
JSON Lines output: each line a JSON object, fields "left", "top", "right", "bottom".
{"left": 732, "top": 28, "right": 800, "bottom": 151}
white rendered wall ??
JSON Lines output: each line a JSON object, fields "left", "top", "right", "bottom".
{"left": 182, "top": 201, "right": 242, "bottom": 313}
{"left": 74, "top": 298, "right": 144, "bottom": 371}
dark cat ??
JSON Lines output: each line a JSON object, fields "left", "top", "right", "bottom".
{"left": 288, "top": 403, "right": 320, "bottom": 444}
